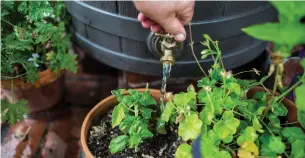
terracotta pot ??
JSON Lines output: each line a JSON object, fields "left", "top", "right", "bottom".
{"left": 1, "top": 69, "right": 65, "bottom": 114}
{"left": 81, "top": 88, "right": 162, "bottom": 158}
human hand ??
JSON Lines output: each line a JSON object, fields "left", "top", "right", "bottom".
{"left": 133, "top": 1, "right": 195, "bottom": 42}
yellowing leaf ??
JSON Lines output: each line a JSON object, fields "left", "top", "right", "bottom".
{"left": 178, "top": 114, "right": 203, "bottom": 141}
{"left": 111, "top": 105, "right": 125, "bottom": 128}
{"left": 238, "top": 141, "right": 259, "bottom": 157}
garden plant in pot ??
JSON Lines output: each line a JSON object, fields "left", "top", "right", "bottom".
{"left": 192, "top": 1, "right": 305, "bottom": 158}
{"left": 81, "top": 2, "right": 305, "bottom": 158}
{"left": 1, "top": 1, "right": 77, "bottom": 125}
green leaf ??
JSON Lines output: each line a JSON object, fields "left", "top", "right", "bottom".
{"left": 252, "top": 117, "right": 264, "bottom": 133}
{"left": 298, "top": 110, "right": 305, "bottom": 129}
{"left": 129, "top": 133, "right": 141, "bottom": 149}
{"left": 260, "top": 135, "right": 286, "bottom": 156}
{"left": 119, "top": 115, "right": 135, "bottom": 133}
{"left": 111, "top": 89, "right": 125, "bottom": 102}
{"left": 237, "top": 120, "right": 249, "bottom": 133}
{"left": 270, "top": 1, "right": 305, "bottom": 22}
{"left": 213, "top": 111, "right": 240, "bottom": 139}
{"left": 178, "top": 113, "right": 203, "bottom": 141}
{"left": 173, "top": 91, "right": 196, "bottom": 108}
{"left": 272, "top": 102, "right": 288, "bottom": 116}
{"left": 224, "top": 82, "right": 241, "bottom": 95}
{"left": 237, "top": 126, "right": 258, "bottom": 146}
{"left": 139, "top": 127, "right": 153, "bottom": 139}
{"left": 281, "top": 127, "right": 305, "bottom": 144}
{"left": 223, "top": 135, "right": 233, "bottom": 144}
{"left": 295, "top": 84, "right": 305, "bottom": 111}
{"left": 157, "top": 120, "right": 166, "bottom": 134}
{"left": 175, "top": 144, "right": 192, "bottom": 158}
{"left": 160, "top": 101, "right": 174, "bottom": 122}
{"left": 109, "top": 135, "right": 129, "bottom": 153}
{"left": 200, "top": 106, "right": 214, "bottom": 125}
{"left": 242, "top": 23, "right": 305, "bottom": 50}
{"left": 1, "top": 99, "right": 28, "bottom": 125}
{"left": 141, "top": 108, "right": 152, "bottom": 119}
{"left": 112, "top": 105, "right": 125, "bottom": 128}
{"left": 291, "top": 140, "right": 305, "bottom": 158}
{"left": 197, "top": 77, "right": 216, "bottom": 88}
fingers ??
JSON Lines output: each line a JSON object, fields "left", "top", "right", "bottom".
{"left": 138, "top": 12, "right": 163, "bottom": 33}
{"left": 150, "top": 24, "right": 163, "bottom": 32}
{"left": 160, "top": 17, "right": 186, "bottom": 42}
{"left": 142, "top": 19, "right": 155, "bottom": 28}
{"left": 138, "top": 12, "right": 186, "bottom": 42}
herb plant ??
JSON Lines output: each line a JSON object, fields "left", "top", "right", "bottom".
{"left": 110, "top": 87, "right": 156, "bottom": 153}
{"left": 242, "top": 1, "right": 305, "bottom": 130}
{"left": 1, "top": 1, "right": 77, "bottom": 124}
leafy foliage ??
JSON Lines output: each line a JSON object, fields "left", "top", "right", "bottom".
{"left": 107, "top": 2, "right": 305, "bottom": 157}
{"left": 1, "top": 99, "right": 28, "bottom": 125}
{"left": 1, "top": 1, "right": 77, "bottom": 83}
{"left": 242, "top": 1, "right": 305, "bottom": 57}
{"left": 1, "top": 1, "right": 77, "bottom": 125}
{"left": 109, "top": 88, "right": 156, "bottom": 153}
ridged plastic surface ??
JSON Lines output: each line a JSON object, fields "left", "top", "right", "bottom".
{"left": 65, "top": 1, "right": 277, "bottom": 77}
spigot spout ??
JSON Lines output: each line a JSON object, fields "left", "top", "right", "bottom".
{"left": 160, "top": 49, "right": 175, "bottom": 65}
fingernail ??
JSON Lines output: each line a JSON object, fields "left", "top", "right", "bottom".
{"left": 174, "top": 33, "right": 185, "bottom": 41}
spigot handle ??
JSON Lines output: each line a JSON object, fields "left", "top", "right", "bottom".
{"left": 154, "top": 33, "right": 173, "bottom": 38}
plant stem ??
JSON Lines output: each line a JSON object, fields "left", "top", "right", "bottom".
{"left": 272, "top": 66, "right": 280, "bottom": 96}
{"left": 188, "top": 23, "right": 207, "bottom": 77}
{"left": 1, "top": 19, "right": 15, "bottom": 27}
{"left": 261, "top": 66, "right": 280, "bottom": 120}
{"left": 280, "top": 121, "right": 299, "bottom": 126}
{"left": 223, "top": 108, "right": 245, "bottom": 117}
{"left": 1, "top": 73, "right": 27, "bottom": 80}
{"left": 274, "top": 78, "right": 304, "bottom": 103}
{"left": 233, "top": 69, "right": 258, "bottom": 76}
{"left": 11, "top": 80, "right": 15, "bottom": 103}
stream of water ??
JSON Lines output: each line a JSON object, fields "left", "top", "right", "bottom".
{"left": 160, "top": 62, "right": 172, "bottom": 109}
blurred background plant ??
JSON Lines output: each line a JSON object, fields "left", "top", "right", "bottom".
{"left": 1, "top": 1, "right": 77, "bottom": 125}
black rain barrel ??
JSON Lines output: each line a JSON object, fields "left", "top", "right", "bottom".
{"left": 65, "top": 1, "right": 278, "bottom": 77}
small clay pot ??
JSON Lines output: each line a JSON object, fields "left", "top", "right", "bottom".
{"left": 80, "top": 88, "right": 162, "bottom": 158}
{"left": 1, "top": 69, "right": 65, "bottom": 114}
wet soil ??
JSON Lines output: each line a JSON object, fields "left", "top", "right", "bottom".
{"left": 87, "top": 110, "right": 182, "bottom": 158}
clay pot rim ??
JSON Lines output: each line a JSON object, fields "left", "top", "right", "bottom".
{"left": 80, "top": 88, "right": 162, "bottom": 158}
{"left": 1, "top": 69, "right": 65, "bottom": 89}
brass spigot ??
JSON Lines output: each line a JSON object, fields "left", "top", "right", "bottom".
{"left": 155, "top": 33, "right": 177, "bottom": 65}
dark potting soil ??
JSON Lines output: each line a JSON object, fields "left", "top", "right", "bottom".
{"left": 87, "top": 110, "right": 182, "bottom": 158}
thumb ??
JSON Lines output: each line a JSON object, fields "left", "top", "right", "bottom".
{"left": 161, "top": 17, "right": 186, "bottom": 42}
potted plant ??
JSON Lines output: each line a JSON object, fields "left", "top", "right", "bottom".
{"left": 191, "top": 1, "right": 305, "bottom": 158}
{"left": 80, "top": 1, "right": 305, "bottom": 158}
{"left": 81, "top": 33, "right": 304, "bottom": 158}
{"left": 1, "top": 1, "right": 77, "bottom": 125}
